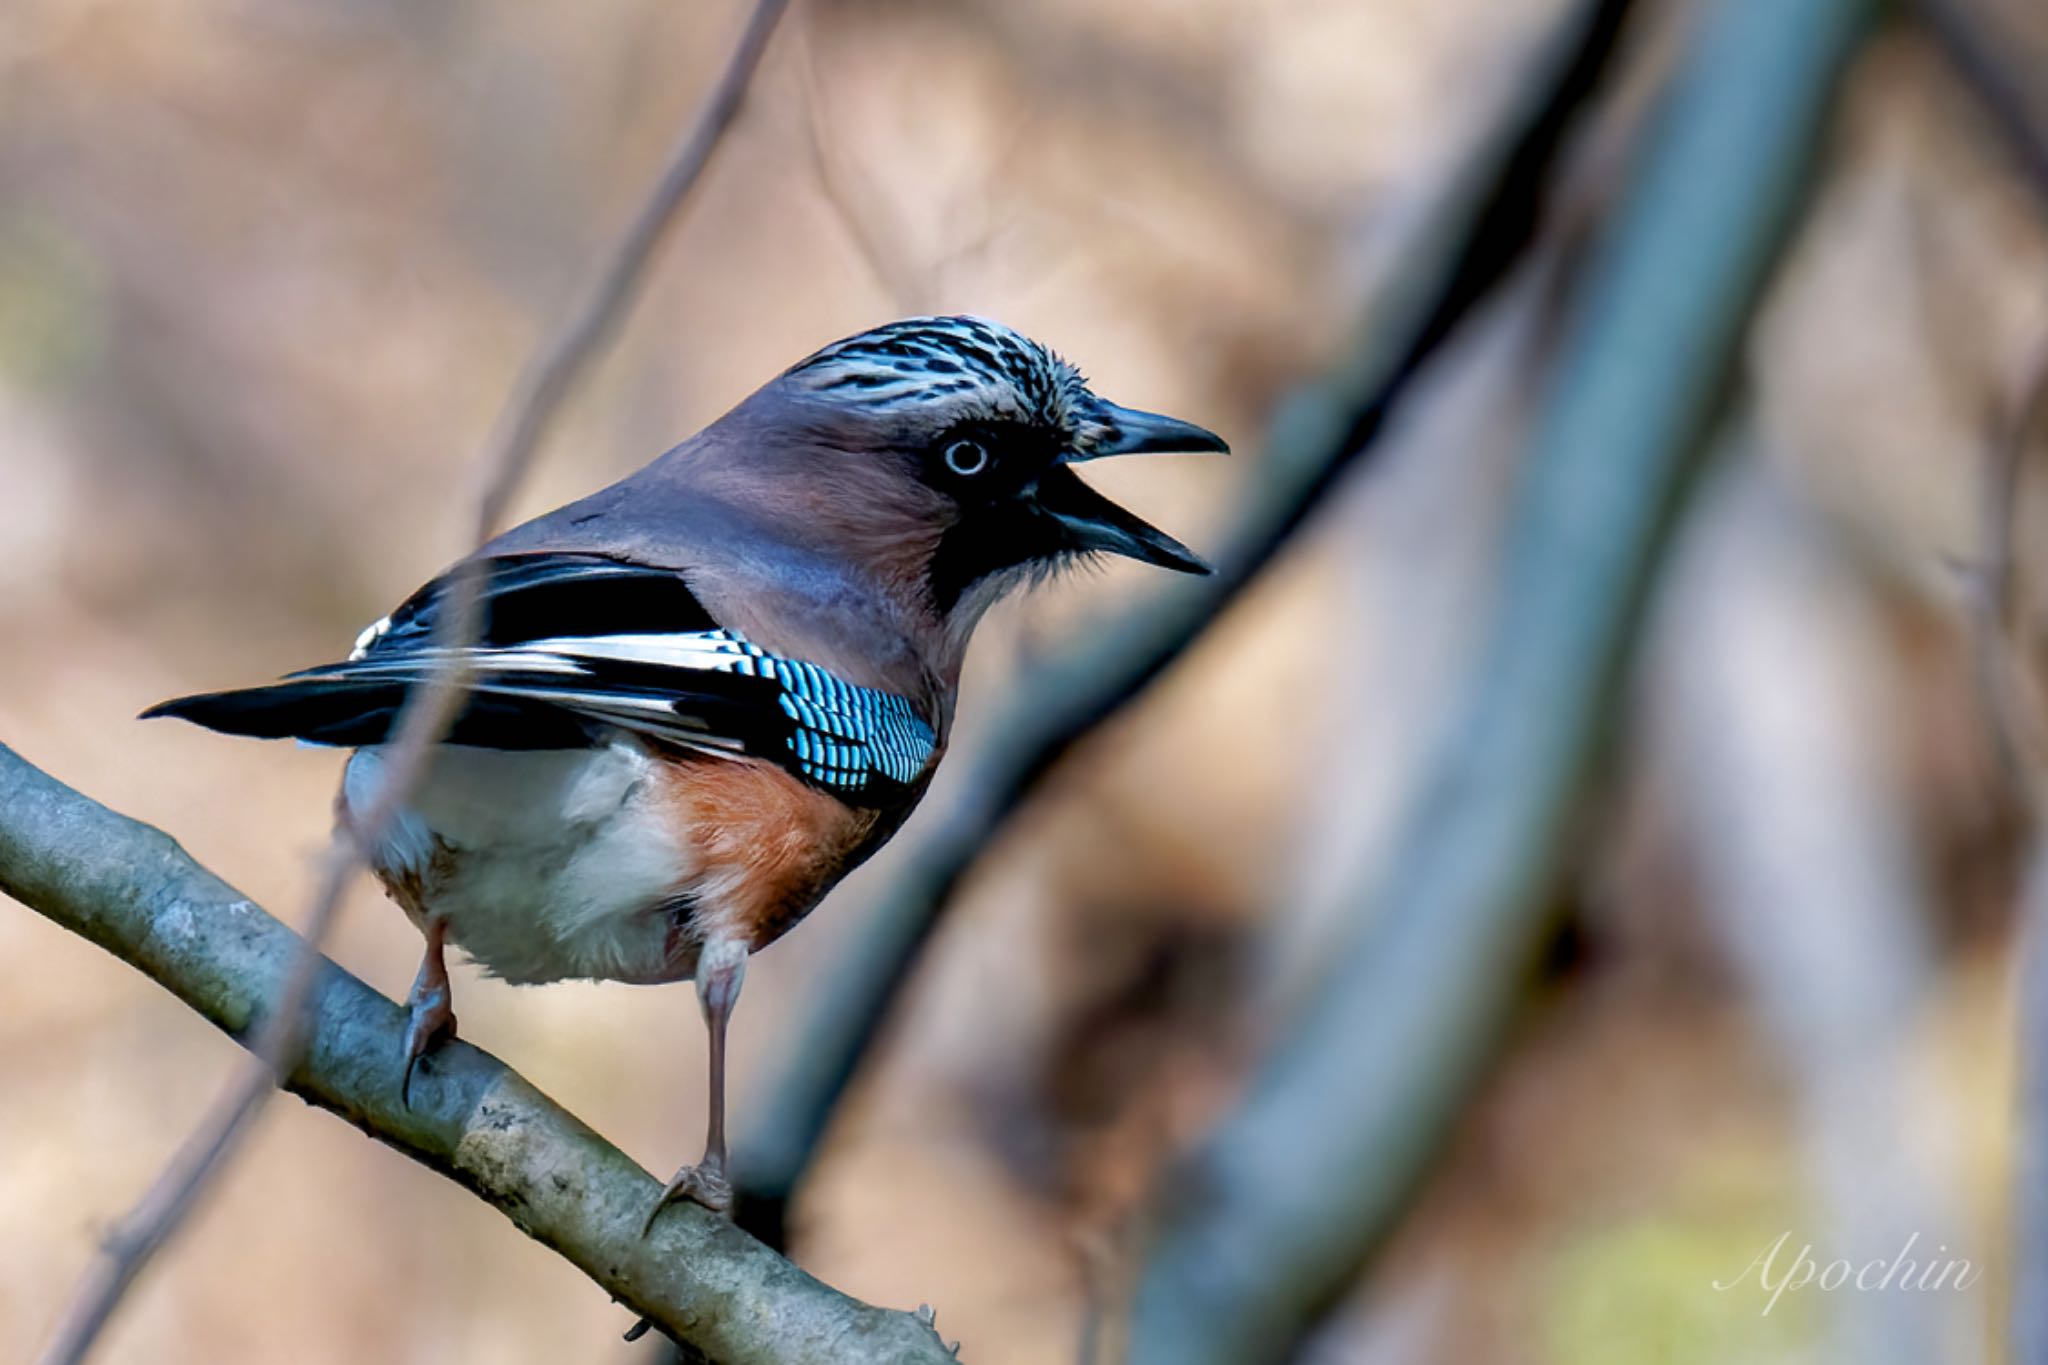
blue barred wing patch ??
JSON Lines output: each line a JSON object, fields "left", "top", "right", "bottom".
{"left": 765, "top": 659, "right": 930, "bottom": 787}
{"left": 597, "top": 630, "right": 935, "bottom": 792}
{"left": 434, "top": 627, "right": 935, "bottom": 798}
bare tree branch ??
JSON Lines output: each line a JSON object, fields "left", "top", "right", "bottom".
{"left": 795, "top": 14, "right": 924, "bottom": 314}
{"left": 33, "top": 4, "right": 791, "bottom": 1361}
{"left": 734, "top": 0, "right": 1640, "bottom": 1245}
{"left": 1127, "top": 0, "right": 1882, "bottom": 1357}
{"left": 0, "top": 744, "right": 953, "bottom": 1365}
{"left": 794, "top": 7, "right": 1036, "bottom": 318}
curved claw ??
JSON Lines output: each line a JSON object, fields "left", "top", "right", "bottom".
{"left": 398, "top": 983, "right": 455, "bottom": 1110}
{"left": 401, "top": 1052, "right": 423, "bottom": 1110}
{"left": 642, "top": 1163, "right": 733, "bottom": 1236}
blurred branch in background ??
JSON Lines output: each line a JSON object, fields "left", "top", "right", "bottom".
{"left": 733, "top": 0, "right": 1639, "bottom": 1244}
{"left": 1972, "top": 339, "right": 2048, "bottom": 811}
{"left": 0, "top": 745, "right": 952, "bottom": 1365}
{"left": 1658, "top": 446, "right": 1974, "bottom": 1365}
{"left": 29, "top": 3, "right": 791, "bottom": 1362}
{"left": 1982, "top": 342, "right": 2048, "bottom": 1363}
{"left": 1915, "top": 0, "right": 2048, "bottom": 203}
{"left": 2020, "top": 842, "right": 2048, "bottom": 1365}
{"left": 1127, "top": 0, "right": 1882, "bottom": 1359}
{"left": 1932, "top": 1, "right": 2048, "bottom": 1351}
{"left": 798, "top": 10, "right": 942, "bottom": 315}
{"left": 1925, "top": 0, "right": 2048, "bottom": 801}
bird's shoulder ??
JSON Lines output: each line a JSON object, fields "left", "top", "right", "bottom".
{"left": 471, "top": 455, "right": 945, "bottom": 705}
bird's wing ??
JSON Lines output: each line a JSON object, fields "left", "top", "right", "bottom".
{"left": 143, "top": 553, "right": 936, "bottom": 802}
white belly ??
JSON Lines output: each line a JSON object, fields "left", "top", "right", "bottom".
{"left": 342, "top": 739, "right": 695, "bottom": 984}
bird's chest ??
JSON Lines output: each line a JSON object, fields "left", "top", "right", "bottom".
{"left": 343, "top": 740, "right": 887, "bottom": 985}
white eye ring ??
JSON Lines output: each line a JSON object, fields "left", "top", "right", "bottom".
{"left": 944, "top": 439, "right": 990, "bottom": 477}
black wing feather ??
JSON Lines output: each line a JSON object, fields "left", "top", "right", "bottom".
{"left": 373, "top": 553, "right": 719, "bottom": 652}
{"left": 143, "top": 678, "right": 601, "bottom": 749}
{"left": 142, "top": 553, "right": 932, "bottom": 805}
{"left": 144, "top": 554, "right": 776, "bottom": 752}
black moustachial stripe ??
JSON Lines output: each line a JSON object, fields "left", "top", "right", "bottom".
{"left": 143, "top": 554, "right": 936, "bottom": 807}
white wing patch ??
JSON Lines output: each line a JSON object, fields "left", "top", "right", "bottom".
{"left": 348, "top": 614, "right": 392, "bottom": 661}
{"left": 326, "top": 624, "right": 935, "bottom": 796}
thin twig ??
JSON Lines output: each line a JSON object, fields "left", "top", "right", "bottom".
{"left": 34, "top": 4, "right": 790, "bottom": 1361}
{"left": 795, "top": 15, "right": 922, "bottom": 312}
{"left": 794, "top": 8, "right": 1031, "bottom": 317}
{"left": 0, "top": 745, "right": 954, "bottom": 1363}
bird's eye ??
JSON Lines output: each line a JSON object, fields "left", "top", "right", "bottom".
{"left": 943, "top": 439, "right": 990, "bottom": 477}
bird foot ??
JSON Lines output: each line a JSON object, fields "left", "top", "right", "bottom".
{"left": 643, "top": 1162, "right": 733, "bottom": 1234}
{"left": 399, "top": 983, "right": 456, "bottom": 1108}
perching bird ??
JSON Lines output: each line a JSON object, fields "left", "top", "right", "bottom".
{"left": 144, "top": 315, "right": 1224, "bottom": 1227}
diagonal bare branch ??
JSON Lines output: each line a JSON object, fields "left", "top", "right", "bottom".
{"left": 0, "top": 744, "right": 953, "bottom": 1364}
{"left": 32, "top": 3, "right": 791, "bottom": 1361}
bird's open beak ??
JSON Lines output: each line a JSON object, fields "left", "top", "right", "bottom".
{"left": 1041, "top": 401, "right": 1227, "bottom": 574}
{"left": 1071, "top": 401, "right": 1231, "bottom": 461}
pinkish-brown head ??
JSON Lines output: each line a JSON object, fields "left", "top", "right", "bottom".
{"left": 734, "top": 315, "right": 1227, "bottom": 628}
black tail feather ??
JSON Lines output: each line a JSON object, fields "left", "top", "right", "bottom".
{"left": 141, "top": 680, "right": 596, "bottom": 749}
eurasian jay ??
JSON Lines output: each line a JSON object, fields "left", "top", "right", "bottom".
{"left": 145, "top": 315, "right": 1225, "bottom": 1227}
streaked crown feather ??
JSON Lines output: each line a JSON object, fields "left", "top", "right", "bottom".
{"left": 783, "top": 315, "right": 1122, "bottom": 453}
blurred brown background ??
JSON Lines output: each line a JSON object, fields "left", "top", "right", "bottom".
{"left": 3, "top": 0, "right": 2046, "bottom": 1361}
